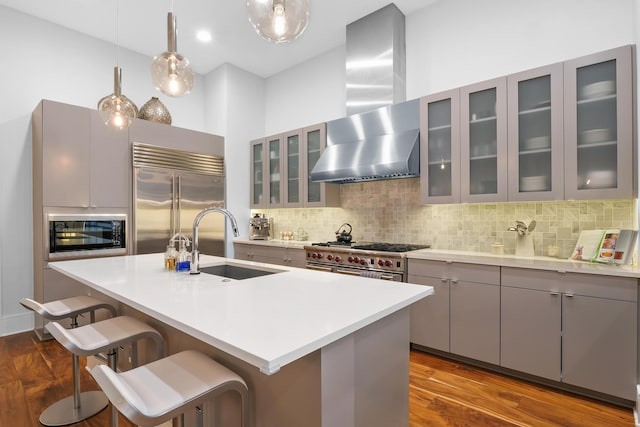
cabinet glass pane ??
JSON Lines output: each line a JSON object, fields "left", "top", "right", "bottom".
{"left": 268, "top": 138, "right": 281, "bottom": 204}
{"left": 252, "top": 143, "right": 263, "bottom": 205}
{"left": 287, "top": 134, "right": 300, "bottom": 203}
{"left": 427, "top": 99, "right": 452, "bottom": 197}
{"left": 468, "top": 88, "right": 497, "bottom": 195}
{"left": 518, "top": 75, "right": 552, "bottom": 192}
{"left": 306, "top": 129, "right": 321, "bottom": 203}
{"left": 576, "top": 59, "right": 617, "bottom": 190}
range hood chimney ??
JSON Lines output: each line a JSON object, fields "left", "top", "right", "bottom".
{"left": 346, "top": 3, "right": 406, "bottom": 115}
{"left": 310, "top": 4, "right": 419, "bottom": 184}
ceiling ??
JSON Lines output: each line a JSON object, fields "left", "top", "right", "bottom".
{"left": 0, "top": 0, "right": 435, "bottom": 78}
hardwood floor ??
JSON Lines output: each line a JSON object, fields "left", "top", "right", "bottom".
{"left": 409, "top": 350, "right": 635, "bottom": 427}
{"left": 0, "top": 331, "right": 635, "bottom": 426}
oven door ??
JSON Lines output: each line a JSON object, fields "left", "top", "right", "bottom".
{"left": 47, "top": 214, "right": 127, "bottom": 260}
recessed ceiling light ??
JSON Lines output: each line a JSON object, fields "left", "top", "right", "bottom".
{"left": 196, "top": 29, "right": 212, "bottom": 43}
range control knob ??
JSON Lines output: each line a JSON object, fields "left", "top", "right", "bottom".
{"left": 359, "top": 259, "right": 367, "bottom": 266}
{"left": 327, "top": 254, "right": 333, "bottom": 261}
{"left": 352, "top": 256, "right": 360, "bottom": 264}
{"left": 335, "top": 256, "right": 342, "bottom": 263}
{"left": 348, "top": 256, "right": 354, "bottom": 263}
{"left": 385, "top": 260, "right": 392, "bottom": 267}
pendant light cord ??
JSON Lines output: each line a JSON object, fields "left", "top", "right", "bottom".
{"left": 116, "top": 0, "right": 120, "bottom": 67}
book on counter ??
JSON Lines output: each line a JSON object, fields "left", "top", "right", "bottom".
{"left": 570, "top": 229, "right": 638, "bottom": 264}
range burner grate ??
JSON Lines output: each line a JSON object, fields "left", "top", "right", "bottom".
{"left": 351, "top": 243, "right": 430, "bottom": 253}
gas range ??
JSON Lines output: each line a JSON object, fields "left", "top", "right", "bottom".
{"left": 304, "top": 242, "right": 430, "bottom": 282}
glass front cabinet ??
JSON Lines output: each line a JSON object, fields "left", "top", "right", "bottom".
{"left": 460, "top": 77, "right": 508, "bottom": 203}
{"left": 250, "top": 135, "right": 284, "bottom": 208}
{"left": 507, "top": 63, "right": 564, "bottom": 201}
{"left": 564, "top": 45, "right": 634, "bottom": 200}
{"left": 420, "top": 89, "right": 461, "bottom": 204}
{"left": 251, "top": 124, "right": 340, "bottom": 209}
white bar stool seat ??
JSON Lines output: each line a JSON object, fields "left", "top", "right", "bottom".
{"left": 90, "top": 350, "right": 249, "bottom": 427}
{"left": 20, "top": 296, "right": 117, "bottom": 426}
{"left": 46, "top": 315, "right": 164, "bottom": 427}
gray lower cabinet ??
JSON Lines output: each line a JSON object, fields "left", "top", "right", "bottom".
{"left": 501, "top": 267, "right": 637, "bottom": 400}
{"left": 409, "top": 260, "right": 500, "bottom": 365}
{"left": 234, "top": 242, "right": 306, "bottom": 268}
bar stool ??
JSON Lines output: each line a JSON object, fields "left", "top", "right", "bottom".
{"left": 90, "top": 350, "right": 249, "bottom": 427}
{"left": 19, "top": 296, "right": 117, "bottom": 426}
{"left": 46, "top": 315, "right": 164, "bottom": 427}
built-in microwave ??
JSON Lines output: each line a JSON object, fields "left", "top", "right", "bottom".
{"left": 47, "top": 214, "right": 127, "bottom": 260}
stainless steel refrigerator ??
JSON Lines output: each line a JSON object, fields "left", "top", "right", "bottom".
{"left": 132, "top": 142, "right": 226, "bottom": 256}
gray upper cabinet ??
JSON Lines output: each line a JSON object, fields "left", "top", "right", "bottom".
{"left": 563, "top": 45, "right": 634, "bottom": 200}
{"left": 507, "top": 63, "right": 564, "bottom": 201}
{"left": 302, "top": 123, "right": 340, "bottom": 208}
{"left": 251, "top": 123, "right": 340, "bottom": 209}
{"left": 251, "top": 134, "right": 285, "bottom": 209}
{"left": 34, "top": 100, "right": 129, "bottom": 209}
{"left": 420, "top": 89, "right": 461, "bottom": 204}
{"left": 420, "top": 45, "right": 635, "bottom": 204}
{"left": 460, "top": 77, "right": 509, "bottom": 203}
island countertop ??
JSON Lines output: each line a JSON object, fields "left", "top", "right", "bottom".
{"left": 48, "top": 253, "right": 432, "bottom": 375}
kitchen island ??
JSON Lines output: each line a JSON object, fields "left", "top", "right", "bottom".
{"left": 48, "top": 253, "right": 432, "bottom": 427}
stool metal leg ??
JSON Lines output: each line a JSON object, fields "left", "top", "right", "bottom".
{"left": 39, "top": 315, "right": 109, "bottom": 426}
{"left": 108, "top": 348, "right": 119, "bottom": 427}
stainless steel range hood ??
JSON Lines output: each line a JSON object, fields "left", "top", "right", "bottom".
{"left": 310, "top": 98, "right": 420, "bottom": 183}
{"left": 310, "top": 3, "right": 419, "bottom": 184}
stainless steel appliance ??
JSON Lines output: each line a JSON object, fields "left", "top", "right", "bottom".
{"left": 249, "top": 214, "right": 271, "bottom": 240}
{"left": 132, "top": 143, "right": 226, "bottom": 256}
{"left": 47, "top": 214, "right": 127, "bottom": 260}
{"left": 305, "top": 242, "right": 429, "bottom": 282}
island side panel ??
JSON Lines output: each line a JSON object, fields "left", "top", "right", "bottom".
{"left": 321, "top": 308, "right": 410, "bottom": 427}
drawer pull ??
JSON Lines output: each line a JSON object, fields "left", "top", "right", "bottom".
{"left": 565, "top": 293, "right": 574, "bottom": 298}
{"left": 450, "top": 279, "right": 459, "bottom": 284}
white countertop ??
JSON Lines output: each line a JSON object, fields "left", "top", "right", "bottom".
{"left": 408, "top": 249, "right": 640, "bottom": 278}
{"left": 48, "top": 253, "right": 432, "bottom": 375}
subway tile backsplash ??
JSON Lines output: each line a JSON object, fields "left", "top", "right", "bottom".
{"left": 254, "top": 178, "right": 638, "bottom": 260}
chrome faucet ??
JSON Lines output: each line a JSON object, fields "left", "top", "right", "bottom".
{"left": 190, "top": 207, "right": 239, "bottom": 274}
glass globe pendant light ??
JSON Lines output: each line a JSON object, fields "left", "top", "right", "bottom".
{"left": 247, "top": 0, "right": 310, "bottom": 43}
{"left": 151, "top": 10, "right": 194, "bottom": 97}
{"left": 97, "top": 0, "right": 138, "bottom": 129}
{"left": 97, "top": 67, "right": 138, "bottom": 129}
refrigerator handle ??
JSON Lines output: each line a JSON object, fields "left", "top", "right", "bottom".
{"left": 170, "top": 175, "right": 176, "bottom": 237}
{"left": 176, "top": 175, "right": 182, "bottom": 232}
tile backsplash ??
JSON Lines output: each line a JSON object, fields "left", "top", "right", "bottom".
{"left": 254, "top": 178, "right": 638, "bottom": 260}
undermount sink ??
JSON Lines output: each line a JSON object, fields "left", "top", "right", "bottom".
{"left": 199, "top": 263, "right": 282, "bottom": 280}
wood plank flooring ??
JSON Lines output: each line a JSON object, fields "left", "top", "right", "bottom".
{"left": 0, "top": 331, "right": 635, "bottom": 426}
{"left": 409, "top": 350, "right": 635, "bottom": 427}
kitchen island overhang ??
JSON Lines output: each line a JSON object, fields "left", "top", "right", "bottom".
{"left": 47, "top": 253, "right": 433, "bottom": 427}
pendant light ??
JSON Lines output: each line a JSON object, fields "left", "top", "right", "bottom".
{"left": 151, "top": 1, "right": 194, "bottom": 97}
{"left": 97, "top": 0, "right": 138, "bottom": 129}
{"left": 247, "top": 0, "right": 310, "bottom": 43}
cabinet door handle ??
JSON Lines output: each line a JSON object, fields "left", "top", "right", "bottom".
{"left": 440, "top": 278, "right": 448, "bottom": 283}
{"left": 565, "top": 293, "right": 574, "bottom": 298}
{"left": 550, "top": 291, "right": 559, "bottom": 296}
{"left": 450, "top": 279, "right": 459, "bottom": 284}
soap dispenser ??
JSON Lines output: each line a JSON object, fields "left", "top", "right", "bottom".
{"left": 176, "top": 240, "right": 191, "bottom": 272}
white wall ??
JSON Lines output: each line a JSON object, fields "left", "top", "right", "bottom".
{"left": 406, "top": 0, "right": 635, "bottom": 98}
{"left": 204, "top": 64, "right": 265, "bottom": 255}
{"left": 264, "top": 46, "right": 346, "bottom": 135}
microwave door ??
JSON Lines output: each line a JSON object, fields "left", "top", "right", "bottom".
{"left": 133, "top": 168, "right": 176, "bottom": 254}
{"left": 177, "top": 173, "right": 225, "bottom": 257}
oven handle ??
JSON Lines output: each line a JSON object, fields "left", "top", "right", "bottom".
{"left": 335, "top": 268, "right": 396, "bottom": 281}
{"left": 305, "top": 265, "right": 333, "bottom": 273}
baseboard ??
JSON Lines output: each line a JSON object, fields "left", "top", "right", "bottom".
{"left": 0, "top": 312, "right": 34, "bottom": 336}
